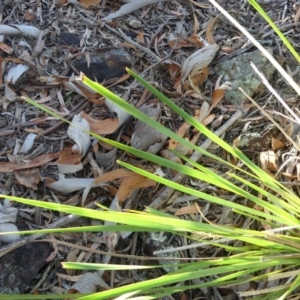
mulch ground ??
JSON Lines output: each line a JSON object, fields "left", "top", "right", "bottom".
{"left": 0, "top": 0, "right": 299, "bottom": 298}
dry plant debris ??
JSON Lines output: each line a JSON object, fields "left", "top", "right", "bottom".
{"left": 0, "top": 0, "right": 299, "bottom": 298}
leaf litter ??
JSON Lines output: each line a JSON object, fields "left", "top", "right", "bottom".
{"left": 0, "top": 0, "right": 298, "bottom": 298}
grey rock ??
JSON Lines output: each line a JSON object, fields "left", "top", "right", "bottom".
{"left": 213, "top": 49, "right": 276, "bottom": 105}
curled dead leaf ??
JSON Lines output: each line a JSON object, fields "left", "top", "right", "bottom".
{"left": 181, "top": 43, "right": 219, "bottom": 83}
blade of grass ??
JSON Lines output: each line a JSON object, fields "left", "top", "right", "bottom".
{"left": 248, "top": 0, "right": 300, "bottom": 63}
{"left": 116, "top": 161, "right": 296, "bottom": 225}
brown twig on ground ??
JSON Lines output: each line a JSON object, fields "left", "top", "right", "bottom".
{"left": 34, "top": 100, "right": 90, "bottom": 140}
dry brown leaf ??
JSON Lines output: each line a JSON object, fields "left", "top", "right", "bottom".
{"left": 206, "top": 15, "right": 221, "bottom": 45}
{"left": 136, "top": 31, "right": 145, "bottom": 43}
{"left": 168, "top": 35, "right": 204, "bottom": 49}
{"left": 93, "top": 169, "right": 133, "bottom": 185}
{"left": 168, "top": 121, "right": 190, "bottom": 150}
{"left": 200, "top": 114, "right": 215, "bottom": 127}
{"left": 24, "top": 10, "right": 35, "bottom": 21}
{"left": 0, "top": 42, "right": 13, "bottom": 54}
{"left": 208, "top": 89, "right": 225, "bottom": 113}
{"left": 294, "top": 6, "right": 300, "bottom": 23}
{"left": 189, "top": 66, "right": 209, "bottom": 87}
{"left": 56, "top": 150, "right": 82, "bottom": 174}
{"left": 79, "top": 0, "right": 101, "bottom": 8}
{"left": 119, "top": 42, "right": 137, "bottom": 50}
{"left": 14, "top": 168, "right": 42, "bottom": 190}
{"left": 281, "top": 172, "right": 297, "bottom": 179}
{"left": 82, "top": 112, "right": 120, "bottom": 134}
{"left": 118, "top": 173, "right": 156, "bottom": 202}
{"left": 175, "top": 205, "right": 201, "bottom": 216}
{"left": 0, "top": 152, "right": 59, "bottom": 172}
{"left": 66, "top": 248, "right": 80, "bottom": 276}
{"left": 167, "top": 62, "right": 181, "bottom": 80}
{"left": 24, "top": 127, "right": 43, "bottom": 133}
{"left": 271, "top": 137, "right": 286, "bottom": 151}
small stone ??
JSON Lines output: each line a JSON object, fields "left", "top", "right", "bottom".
{"left": 59, "top": 32, "right": 80, "bottom": 46}
{"left": 213, "top": 49, "right": 276, "bottom": 105}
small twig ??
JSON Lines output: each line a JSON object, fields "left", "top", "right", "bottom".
{"left": 35, "top": 100, "right": 89, "bottom": 140}
{"left": 149, "top": 109, "right": 243, "bottom": 209}
{"left": 103, "top": 23, "right": 161, "bottom": 62}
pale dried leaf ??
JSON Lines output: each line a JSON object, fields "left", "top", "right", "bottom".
{"left": 181, "top": 43, "right": 219, "bottom": 83}
{"left": 12, "top": 24, "right": 41, "bottom": 38}
{"left": 48, "top": 178, "right": 94, "bottom": 193}
{"left": 4, "top": 82, "right": 17, "bottom": 101}
{"left": 105, "top": 97, "right": 130, "bottom": 128}
{"left": 104, "top": 195, "right": 121, "bottom": 250}
{"left": 102, "top": 0, "right": 161, "bottom": 21}
{"left": 56, "top": 160, "right": 83, "bottom": 174}
{"left": 131, "top": 105, "right": 166, "bottom": 153}
{"left": 211, "top": 115, "right": 223, "bottom": 129}
{"left": 32, "top": 31, "right": 45, "bottom": 57}
{"left": 5, "top": 64, "right": 30, "bottom": 84}
{"left": 19, "top": 133, "right": 36, "bottom": 153}
{"left": 0, "top": 25, "right": 21, "bottom": 35}
{"left": 232, "top": 135, "right": 241, "bottom": 148}
{"left": 0, "top": 200, "right": 18, "bottom": 223}
{"left": 67, "top": 113, "right": 91, "bottom": 156}
{"left": 198, "top": 101, "right": 210, "bottom": 123}
{"left": 259, "top": 150, "right": 277, "bottom": 173}
{"left": 0, "top": 24, "right": 41, "bottom": 38}
{"left": 94, "top": 147, "right": 117, "bottom": 168}
{"left": 18, "top": 40, "right": 32, "bottom": 51}
{"left": 69, "top": 272, "right": 105, "bottom": 293}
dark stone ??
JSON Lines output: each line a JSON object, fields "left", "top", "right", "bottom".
{"left": 59, "top": 32, "right": 80, "bottom": 46}
{"left": 0, "top": 242, "right": 52, "bottom": 294}
{"left": 68, "top": 48, "right": 131, "bottom": 81}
